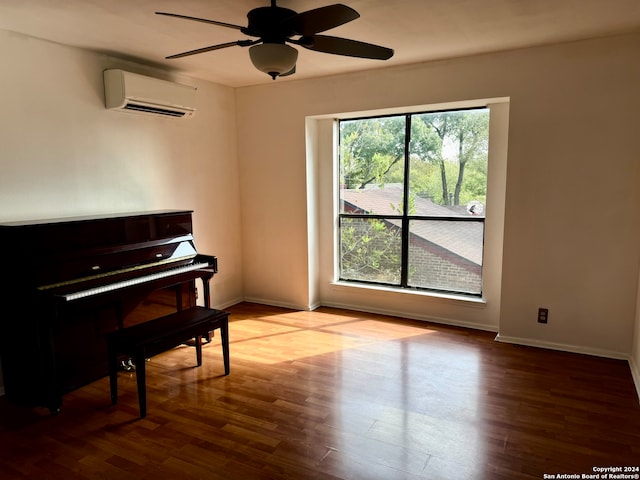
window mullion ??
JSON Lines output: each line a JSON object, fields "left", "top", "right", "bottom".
{"left": 400, "top": 114, "right": 411, "bottom": 287}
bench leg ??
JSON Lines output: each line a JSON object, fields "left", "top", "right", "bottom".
{"left": 134, "top": 349, "right": 147, "bottom": 418}
{"left": 221, "top": 318, "right": 230, "bottom": 376}
{"left": 195, "top": 335, "right": 202, "bottom": 366}
{"left": 107, "top": 340, "right": 118, "bottom": 405}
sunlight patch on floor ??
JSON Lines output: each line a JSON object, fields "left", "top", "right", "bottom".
{"left": 228, "top": 315, "right": 437, "bottom": 365}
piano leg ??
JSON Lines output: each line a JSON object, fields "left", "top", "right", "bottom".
{"left": 202, "top": 274, "right": 213, "bottom": 343}
{"left": 186, "top": 275, "right": 214, "bottom": 345}
{"left": 44, "top": 309, "right": 63, "bottom": 414}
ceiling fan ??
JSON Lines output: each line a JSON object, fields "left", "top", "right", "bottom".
{"left": 156, "top": 1, "right": 394, "bottom": 80}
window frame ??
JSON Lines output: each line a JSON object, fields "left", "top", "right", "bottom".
{"left": 336, "top": 107, "right": 488, "bottom": 298}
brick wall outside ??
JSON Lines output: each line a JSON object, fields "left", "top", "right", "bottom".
{"left": 408, "top": 242, "right": 481, "bottom": 294}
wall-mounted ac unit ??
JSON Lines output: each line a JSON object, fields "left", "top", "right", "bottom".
{"left": 103, "top": 69, "right": 197, "bottom": 118}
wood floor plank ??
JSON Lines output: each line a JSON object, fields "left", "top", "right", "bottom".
{"left": 1, "top": 302, "right": 639, "bottom": 479}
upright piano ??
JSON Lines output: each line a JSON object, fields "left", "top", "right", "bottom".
{"left": 0, "top": 210, "right": 217, "bottom": 412}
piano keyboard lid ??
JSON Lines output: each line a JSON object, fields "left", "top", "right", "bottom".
{"left": 37, "top": 239, "right": 199, "bottom": 292}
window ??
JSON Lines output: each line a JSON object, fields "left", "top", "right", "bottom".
{"left": 338, "top": 107, "right": 489, "bottom": 296}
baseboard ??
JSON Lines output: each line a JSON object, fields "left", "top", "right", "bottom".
{"left": 214, "top": 296, "right": 245, "bottom": 310}
{"left": 237, "top": 298, "right": 498, "bottom": 333}
{"left": 319, "top": 300, "right": 498, "bottom": 332}
{"left": 630, "top": 356, "right": 640, "bottom": 404}
{"left": 241, "top": 296, "right": 313, "bottom": 312}
{"left": 495, "top": 333, "right": 630, "bottom": 360}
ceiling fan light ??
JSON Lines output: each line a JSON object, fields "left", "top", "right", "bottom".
{"left": 249, "top": 43, "right": 298, "bottom": 79}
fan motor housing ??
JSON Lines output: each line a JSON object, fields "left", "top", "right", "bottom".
{"left": 243, "top": 6, "right": 298, "bottom": 41}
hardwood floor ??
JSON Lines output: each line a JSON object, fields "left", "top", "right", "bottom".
{"left": 1, "top": 302, "right": 639, "bottom": 479}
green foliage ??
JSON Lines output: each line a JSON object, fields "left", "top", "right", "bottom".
{"left": 340, "top": 218, "right": 401, "bottom": 283}
{"left": 411, "top": 109, "right": 489, "bottom": 205}
{"left": 340, "top": 109, "right": 489, "bottom": 206}
{"left": 340, "top": 116, "right": 405, "bottom": 189}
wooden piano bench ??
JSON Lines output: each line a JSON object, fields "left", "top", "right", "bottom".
{"left": 106, "top": 306, "right": 230, "bottom": 418}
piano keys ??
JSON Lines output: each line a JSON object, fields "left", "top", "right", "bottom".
{"left": 0, "top": 210, "right": 217, "bottom": 412}
{"left": 58, "top": 260, "right": 213, "bottom": 301}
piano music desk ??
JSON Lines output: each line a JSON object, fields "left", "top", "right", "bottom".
{"left": 107, "top": 306, "right": 230, "bottom": 418}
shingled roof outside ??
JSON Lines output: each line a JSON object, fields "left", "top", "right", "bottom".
{"left": 340, "top": 184, "right": 484, "bottom": 266}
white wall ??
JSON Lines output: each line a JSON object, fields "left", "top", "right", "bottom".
{"left": 496, "top": 34, "right": 640, "bottom": 359}
{"left": 236, "top": 32, "right": 640, "bottom": 360}
{"left": 0, "top": 29, "right": 244, "bottom": 307}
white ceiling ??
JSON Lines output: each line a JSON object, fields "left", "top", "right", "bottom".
{"left": 1, "top": 0, "right": 639, "bottom": 88}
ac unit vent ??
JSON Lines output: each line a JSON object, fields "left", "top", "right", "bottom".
{"left": 123, "top": 103, "right": 189, "bottom": 117}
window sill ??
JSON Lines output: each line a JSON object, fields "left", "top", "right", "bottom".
{"left": 330, "top": 281, "right": 487, "bottom": 308}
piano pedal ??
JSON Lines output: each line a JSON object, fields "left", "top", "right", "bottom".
{"left": 119, "top": 358, "right": 136, "bottom": 372}
{"left": 119, "top": 357, "right": 152, "bottom": 371}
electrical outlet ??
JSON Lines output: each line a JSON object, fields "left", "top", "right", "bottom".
{"left": 538, "top": 308, "right": 548, "bottom": 324}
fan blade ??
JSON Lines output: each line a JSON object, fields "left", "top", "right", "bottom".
{"left": 285, "top": 4, "right": 360, "bottom": 36}
{"left": 302, "top": 35, "right": 393, "bottom": 60}
{"left": 155, "top": 12, "right": 244, "bottom": 31}
{"left": 165, "top": 41, "right": 246, "bottom": 59}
